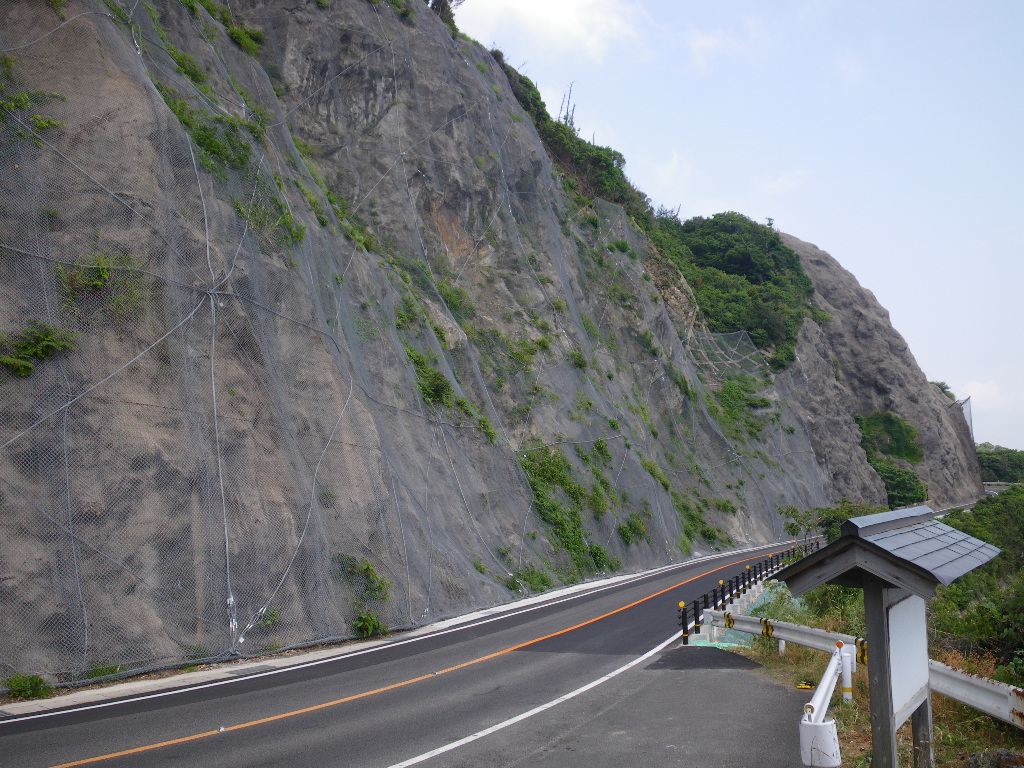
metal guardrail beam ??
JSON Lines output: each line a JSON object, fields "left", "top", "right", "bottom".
{"left": 704, "top": 610, "right": 866, "bottom": 664}
{"left": 704, "top": 609, "right": 1023, "bottom": 730}
{"left": 929, "top": 659, "right": 1024, "bottom": 729}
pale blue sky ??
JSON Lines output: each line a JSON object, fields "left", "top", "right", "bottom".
{"left": 457, "top": 0, "right": 1024, "bottom": 450}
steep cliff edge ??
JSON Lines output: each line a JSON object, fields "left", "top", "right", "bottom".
{"left": 780, "top": 234, "right": 982, "bottom": 509}
{"left": 0, "top": 0, "right": 978, "bottom": 680}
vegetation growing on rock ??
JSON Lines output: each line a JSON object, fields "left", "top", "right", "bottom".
{"left": 855, "top": 411, "right": 928, "bottom": 508}
{"left": 495, "top": 53, "right": 826, "bottom": 371}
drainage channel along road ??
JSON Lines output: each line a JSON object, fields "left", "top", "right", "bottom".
{"left": 0, "top": 543, "right": 809, "bottom": 768}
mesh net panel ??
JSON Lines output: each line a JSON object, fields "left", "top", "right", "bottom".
{"left": 0, "top": 0, "right": 834, "bottom": 682}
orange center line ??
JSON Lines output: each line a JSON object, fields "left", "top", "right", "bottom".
{"left": 48, "top": 552, "right": 773, "bottom": 768}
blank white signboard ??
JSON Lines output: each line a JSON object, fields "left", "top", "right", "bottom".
{"left": 888, "top": 594, "right": 929, "bottom": 726}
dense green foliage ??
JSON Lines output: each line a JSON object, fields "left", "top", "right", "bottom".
{"left": 779, "top": 500, "right": 887, "bottom": 544}
{"left": 648, "top": 212, "right": 826, "bottom": 370}
{"left": 437, "top": 280, "right": 475, "bottom": 322}
{"left": 976, "top": 443, "right": 1024, "bottom": 483}
{"left": 778, "top": 492, "right": 1024, "bottom": 687}
{"left": 0, "top": 320, "right": 77, "bottom": 377}
{"left": 707, "top": 374, "right": 775, "bottom": 439}
{"left": 156, "top": 83, "right": 253, "bottom": 175}
{"left": 507, "top": 563, "right": 553, "bottom": 593}
{"left": 871, "top": 458, "right": 928, "bottom": 508}
{"left": 617, "top": 512, "right": 648, "bottom": 545}
{"left": 518, "top": 445, "right": 611, "bottom": 578}
{"left": 639, "top": 457, "right": 670, "bottom": 491}
{"left": 495, "top": 53, "right": 826, "bottom": 371}
{"left": 3, "top": 672, "right": 52, "bottom": 699}
{"left": 178, "top": 0, "right": 264, "bottom": 56}
{"left": 492, "top": 51, "right": 650, "bottom": 223}
{"left": 932, "top": 487, "right": 1024, "bottom": 685}
{"left": 672, "top": 490, "right": 731, "bottom": 550}
{"left": 855, "top": 411, "right": 924, "bottom": 464}
{"left": 427, "top": 0, "right": 458, "bottom": 34}
{"left": 335, "top": 554, "right": 391, "bottom": 638}
{"left": 854, "top": 411, "right": 927, "bottom": 508}
{"left": 759, "top": 497, "right": 1024, "bottom": 761}
{"left": 404, "top": 347, "right": 455, "bottom": 407}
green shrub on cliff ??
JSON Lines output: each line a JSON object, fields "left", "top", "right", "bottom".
{"left": 494, "top": 53, "right": 824, "bottom": 371}
{"left": 647, "top": 211, "right": 827, "bottom": 370}
{"left": 854, "top": 411, "right": 928, "bottom": 508}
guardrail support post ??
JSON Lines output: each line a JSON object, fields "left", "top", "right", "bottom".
{"left": 841, "top": 650, "right": 853, "bottom": 703}
{"left": 692, "top": 600, "right": 701, "bottom": 633}
{"left": 678, "top": 601, "right": 688, "bottom": 645}
{"left": 799, "top": 644, "right": 844, "bottom": 767}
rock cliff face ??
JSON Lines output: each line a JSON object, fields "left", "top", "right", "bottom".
{"left": 780, "top": 235, "right": 982, "bottom": 509}
{"left": 0, "top": 0, "right": 980, "bottom": 678}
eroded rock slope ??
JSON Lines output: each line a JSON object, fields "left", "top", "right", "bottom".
{"left": 0, "top": 0, "right": 979, "bottom": 678}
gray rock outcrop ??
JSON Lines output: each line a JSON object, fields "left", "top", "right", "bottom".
{"left": 0, "top": 0, "right": 980, "bottom": 679}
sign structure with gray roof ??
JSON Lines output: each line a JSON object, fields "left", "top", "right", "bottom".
{"left": 778, "top": 505, "right": 1000, "bottom": 599}
{"left": 775, "top": 503, "right": 999, "bottom": 768}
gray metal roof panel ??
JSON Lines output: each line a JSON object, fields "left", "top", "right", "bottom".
{"left": 780, "top": 507, "right": 1000, "bottom": 596}
{"left": 843, "top": 506, "right": 935, "bottom": 537}
{"left": 864, "top": 520, "right": 999, "bottom": 585}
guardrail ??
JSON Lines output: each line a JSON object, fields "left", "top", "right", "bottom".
{"left": 676, "top": 542, "right": 818, "bottom": 644}
{"left": 702, "top": 608, "right": 1023, "bottom": 730}
{"left": 799, "top": 642, "right": 853, "bottom": 768}
{"left": 929, "top": 659, "right": 1024, "bottom": 729}
{"left": 702, "top": 610, "right": 867, "bottom": 669}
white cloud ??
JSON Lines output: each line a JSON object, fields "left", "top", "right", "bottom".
{"left": 456, "top": 0, "right": 645, "bottom": 63}
{"left": 752, "top": 169, "right": 812, "bottom": 196}
{"left": 684, "top": 28, "right": 729, "bottom": 70}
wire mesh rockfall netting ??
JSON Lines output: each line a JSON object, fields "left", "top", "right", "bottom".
{"left": 0, "top": 0, "right": 834, "bottom": 682}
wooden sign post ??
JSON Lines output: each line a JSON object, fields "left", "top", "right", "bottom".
{"left": 777, "top": 506, "right": 999, "bottom": 768}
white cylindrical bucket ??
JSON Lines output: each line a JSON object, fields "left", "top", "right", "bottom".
{"left": 799, "top": 718, "right": 842, "bottom": 767}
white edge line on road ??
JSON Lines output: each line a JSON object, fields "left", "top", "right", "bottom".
{"left": 0, "top": 541, "right": 783, "bottom": 725}
{"left": 385, "top": 629, "right": 686, "bottom": 768}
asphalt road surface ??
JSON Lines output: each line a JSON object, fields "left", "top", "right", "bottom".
{"left": 0, "top": 543, "right": 800, "bottom": 768}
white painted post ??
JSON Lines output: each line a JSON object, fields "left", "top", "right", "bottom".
{"left": 841, "top": 648, "right": 853, "bottom": 703}
{"left": 778, "top": 639, "right": 786, "bottom": 655}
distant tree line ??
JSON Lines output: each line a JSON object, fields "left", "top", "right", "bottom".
{"left": 976, "top": 442, "right": 1024, "bottom": 483}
